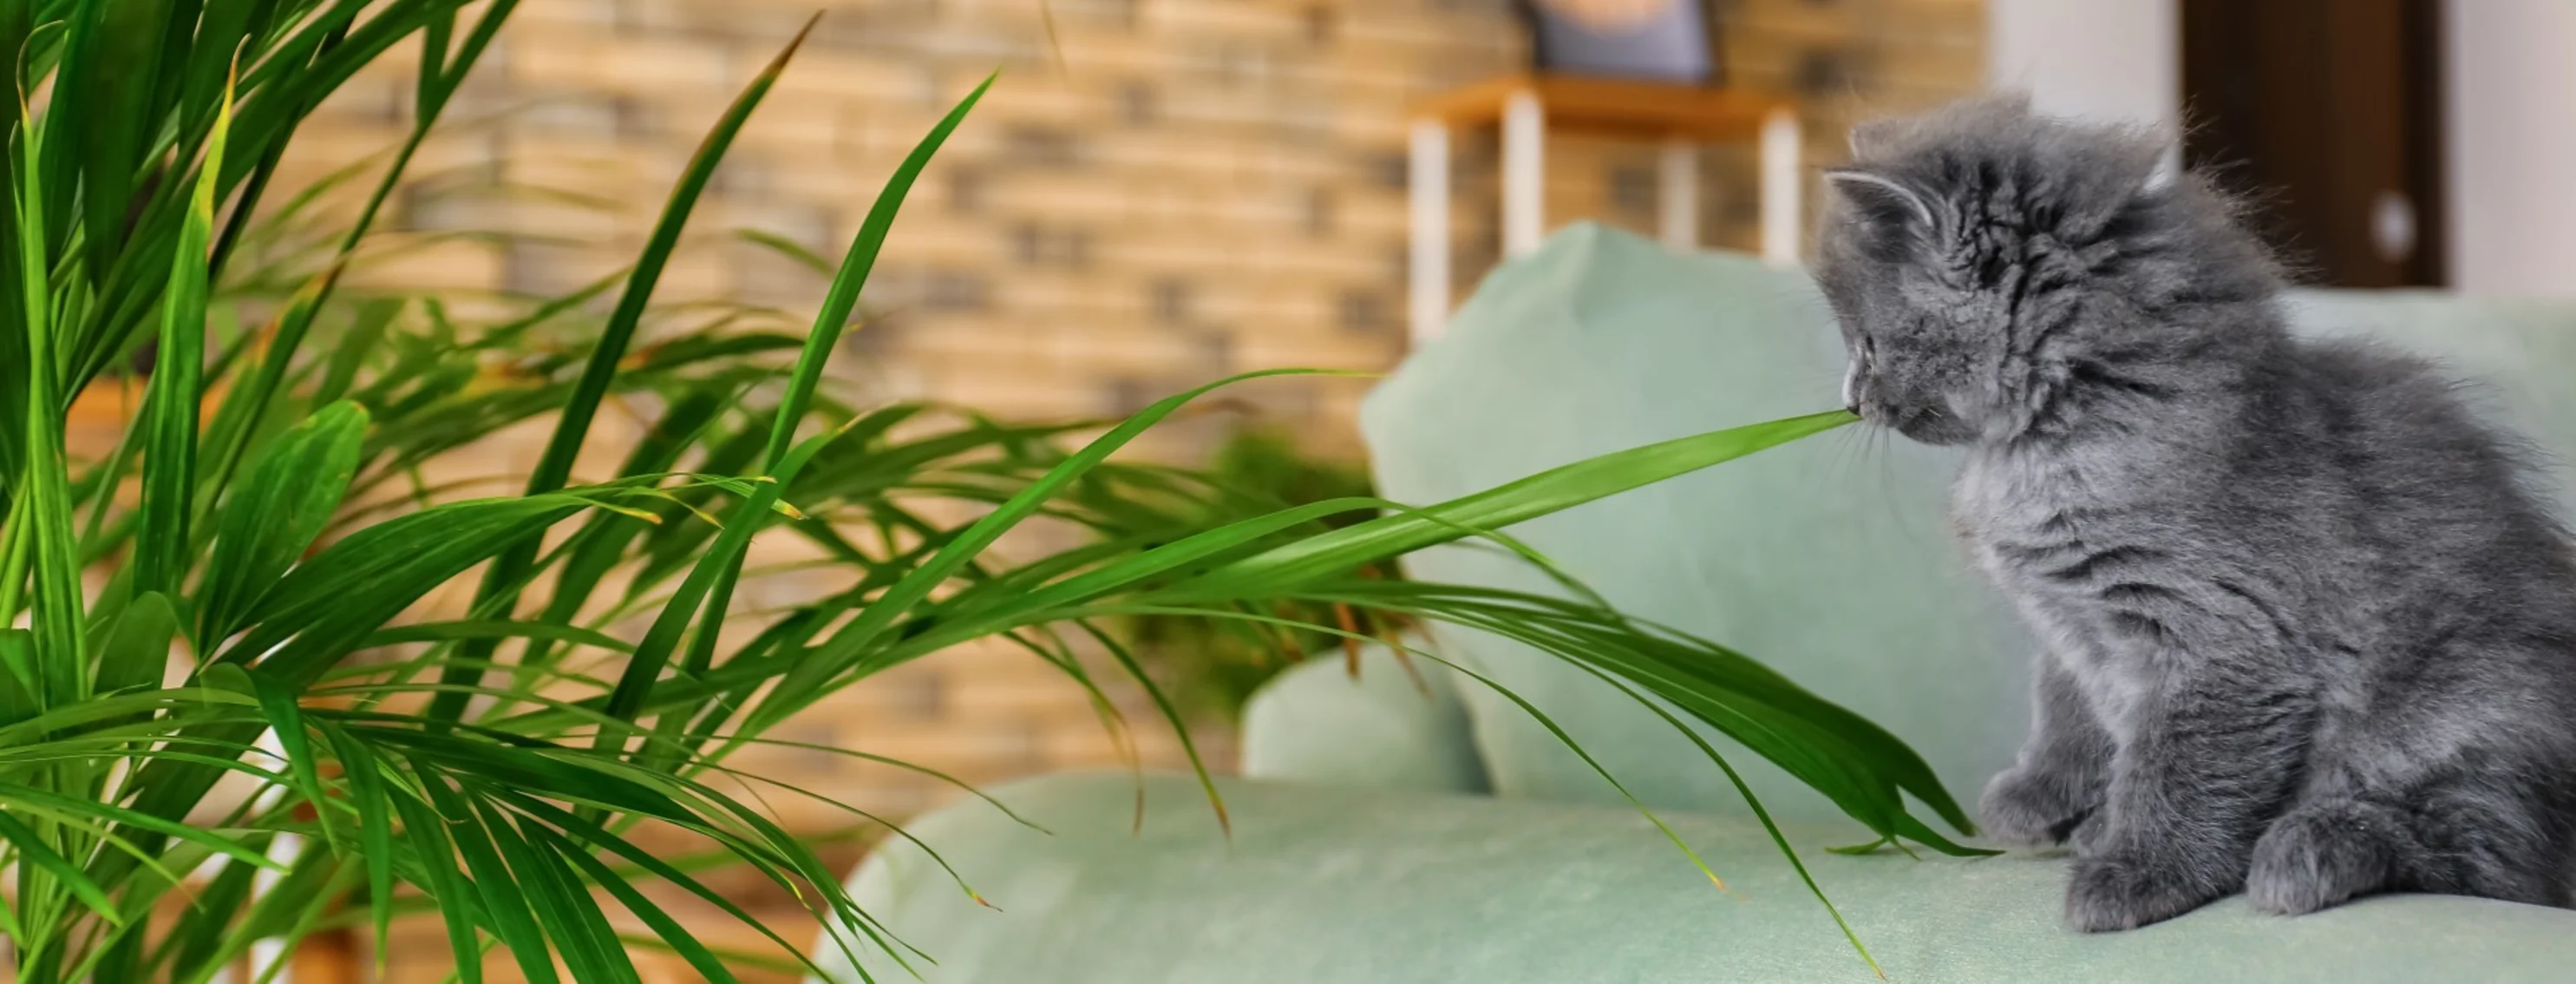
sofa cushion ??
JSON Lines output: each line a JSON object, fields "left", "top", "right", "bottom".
{"left": 1361, "top": 222, "right": 2576, "bottom": 830}
{"left": 1363, "top": 224, "right": 2018, "bottom": 828}
{"left": 817, "top": 772, "right": 2576, "bottom": 983}
{"left": 1239, "top": 645, "right": 1487, "bottom": 795}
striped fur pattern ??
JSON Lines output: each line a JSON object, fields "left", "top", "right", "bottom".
{"left": 1814, "top": 95, "right": 2576, "bottom": 931}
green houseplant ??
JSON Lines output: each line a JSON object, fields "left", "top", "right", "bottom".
{"left": 1104, "top": 423, "right": 1409, "bottom": 723}
{"left": 0, "top": 3, "right": 1982, "bottom": 981}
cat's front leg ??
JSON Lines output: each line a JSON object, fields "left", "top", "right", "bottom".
{"left": 2063, "top": 661, "right": 2310, "bottom": 932}
{"left": 1980, "top": 653, "right": 2112, "bottom": 846}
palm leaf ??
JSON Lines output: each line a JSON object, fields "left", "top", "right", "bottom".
{"left": 428, "top": 13, "right": 821, "bottom": 724}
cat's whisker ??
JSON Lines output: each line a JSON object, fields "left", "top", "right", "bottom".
{"left": 1873, "top": 428, "right": 1909, "bottom": 535}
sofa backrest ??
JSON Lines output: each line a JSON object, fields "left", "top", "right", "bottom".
{"left": 1362, "top": 222, "right": 2576, "bottom": 831}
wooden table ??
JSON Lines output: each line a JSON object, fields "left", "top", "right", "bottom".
{"left": 1409, "top": 73, "right": 1801, "bottom": 342}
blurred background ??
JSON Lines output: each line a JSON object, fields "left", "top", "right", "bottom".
{"left": 237, "top": 0, "right": 2570, "bottom": 978}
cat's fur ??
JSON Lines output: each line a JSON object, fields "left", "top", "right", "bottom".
{"left": 1814, "top": 95, "right": 2576, "bottom": 931}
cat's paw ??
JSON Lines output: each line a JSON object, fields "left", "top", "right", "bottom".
{"left": 1979, "top": 767, "right": 2091, "bottom": 847}
{"left": 2063, "top": 850, "right": 2230, "bottom": 932}
{"left": 2246, "top": 803, "right": 2392, "bottom": 915}
{"left": 2069, "top": 810, "right": 2109, "bottom": 856}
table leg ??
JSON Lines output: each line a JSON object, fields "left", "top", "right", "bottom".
{"left": 247, "top": 830, "right": 304, "bottom": 984}
{"left": 1501, "top": 89, "right": 1545, "bottom": 258}
{"left": 1658, "top": 138, "right": 1697, "bottom": 252}
{"left": 1759, "top": 107, "right": 1801, "bottom": 266}
{"left": 1409, "top": 119, "right": 1450, "bottom": 344}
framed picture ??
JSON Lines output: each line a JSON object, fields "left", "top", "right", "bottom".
{"left": 1518, "top": 0, "right": 1725, "bottom": 85}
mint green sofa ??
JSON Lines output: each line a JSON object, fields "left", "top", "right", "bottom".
{"left": 814, "top": 226, "right": 2576, "bottom": 982}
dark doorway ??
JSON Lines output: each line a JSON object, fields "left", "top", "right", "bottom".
{"left": 2180, "top": 0, "right": 2445, "bottom": 287}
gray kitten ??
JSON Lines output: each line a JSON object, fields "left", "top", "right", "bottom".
{"left": 1814, "top": 95, "right": 2576, "bottom": 931}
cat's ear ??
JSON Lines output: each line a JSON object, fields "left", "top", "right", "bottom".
{"left": 2137, "top": 145, "right": 2181, "bottom": 195}
{"left": 1824, "top": 168, "right": 1934, "bottom": 232}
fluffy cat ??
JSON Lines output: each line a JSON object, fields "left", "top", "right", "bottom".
{"left": 1814, "top": 95, "right": 2576, "bottom": 931}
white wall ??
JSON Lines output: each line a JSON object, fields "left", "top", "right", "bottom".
{"left": 1986, "top": 0, "right": 2179, "bottom": 127}
{"left": 2445, "top": 0, "right": 2576, "bottom": 298}
{"left": 1987, "top": 0, "right": 2576, "bottom": 298}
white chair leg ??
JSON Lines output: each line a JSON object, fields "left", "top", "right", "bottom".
{"left": 1409, "top": 119, "right": 1451, "bottom": 345}
{"left": 1759, "top": 107, "right": 1801, "bottom": 266}
{"left": 1501, "top": 90, "right": 1545, "bottom": 258}
{"left": 1658, "top": 138, "right": 1697, "bottom": 252}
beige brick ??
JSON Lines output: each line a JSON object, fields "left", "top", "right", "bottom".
{"left": 510, "top": 34, "right": 739, "bottom": 94}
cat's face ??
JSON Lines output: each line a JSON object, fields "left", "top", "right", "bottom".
{"left": 1814, "top": 171, "right": 1991, "bottom": 446}
{"left": 1809, "top": 97, "right": 2195, "bottom": 448}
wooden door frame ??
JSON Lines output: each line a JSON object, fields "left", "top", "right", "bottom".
{"left": 2177, "top": 0, "right": 2448, "bottom": 287}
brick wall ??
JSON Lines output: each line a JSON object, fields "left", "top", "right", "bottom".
{"left": 269, "top": 0, "right": 1986, "bottom": 979}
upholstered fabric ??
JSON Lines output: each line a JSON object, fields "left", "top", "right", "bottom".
{"left": 1238, "top": 644, "right": 1487, "bottom": 795}
{"left": 817, "top": 773, "right": 2576, "bottom": 983}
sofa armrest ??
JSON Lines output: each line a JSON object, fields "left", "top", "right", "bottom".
{"left": 1238, "top": 643, "right": 1487, "bottom": 795}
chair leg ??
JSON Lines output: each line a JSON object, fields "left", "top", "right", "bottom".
{"left": 1501, "top": 90, "right": 1545, "bottom": 258}
{"left": 1759, "top": 107, "right": 1801, "bottom": 266}
{"left": 1408, "top": 119, "right": 1451, "bottom": 345}
{"left": 1658, "top": 139, "right": 1698, "bottom": 252}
